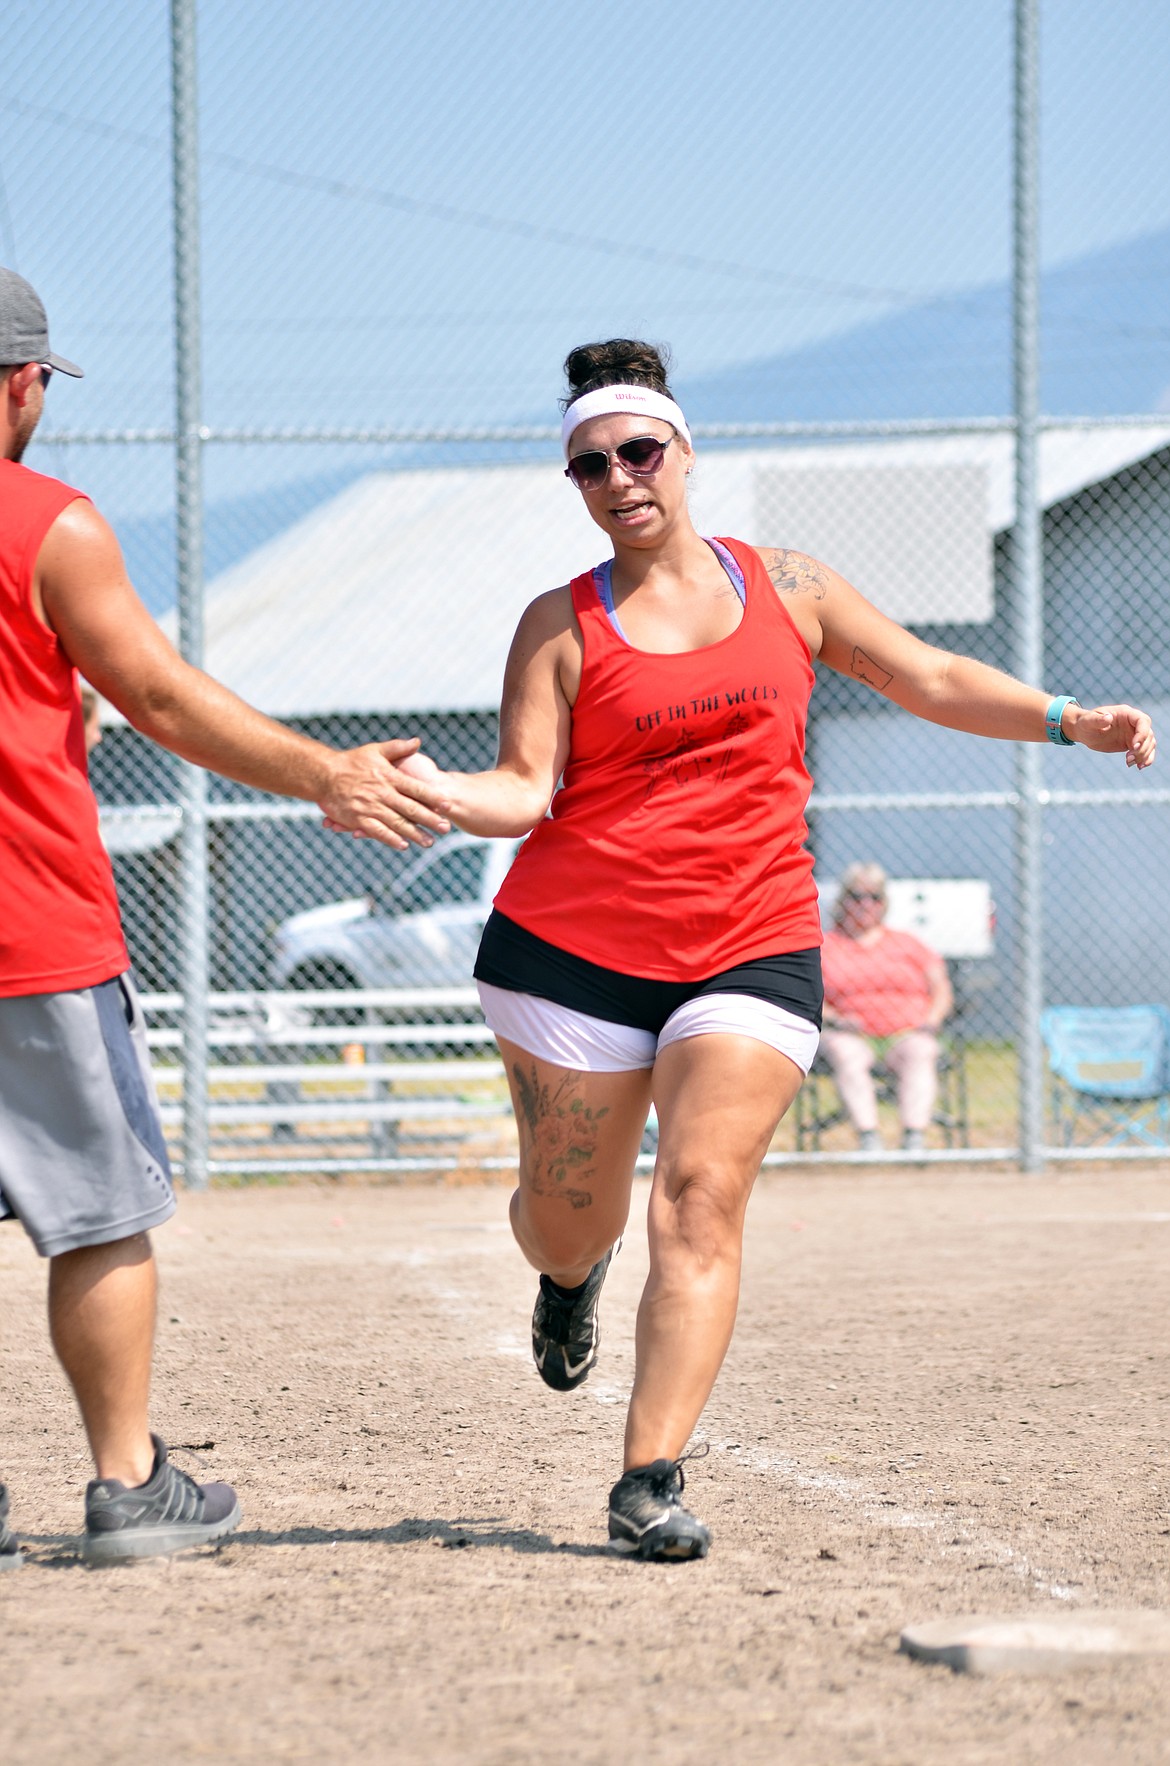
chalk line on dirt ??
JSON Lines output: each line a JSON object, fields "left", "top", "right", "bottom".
{"left": 701, "top": 1437, "right": 1082, "bottom": 1601}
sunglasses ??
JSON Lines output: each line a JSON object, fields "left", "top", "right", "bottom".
{"left": 39, "top": 365, "right": 53, "bottom": 389}
{"left": 844, "top": 891, "right": 884, "bottom": 903}
{"left": 564, "top": 433, "right": 673, "bottom": 492}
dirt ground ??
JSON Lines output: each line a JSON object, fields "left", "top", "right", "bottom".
{"left": 2, "top": 1164, "right": 1168, "bottom": 1766}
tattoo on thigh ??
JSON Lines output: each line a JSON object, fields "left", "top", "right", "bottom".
{"left": 511, "top": 1063, "right": 610, "bottom": 1208}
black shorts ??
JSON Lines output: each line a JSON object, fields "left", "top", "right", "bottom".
{"left": 474, "top": 911, "right": 823, "bottom": 1035}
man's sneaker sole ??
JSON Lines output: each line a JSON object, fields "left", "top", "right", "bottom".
{"left": 83, "top": 1496, "right": 242, "bottom": 1564}
{"left": 0, "top": 1548, "right": 22, "bottom": 1571}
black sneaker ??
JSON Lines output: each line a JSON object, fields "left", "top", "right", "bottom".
{"left": 83, "top": 1434, "right": 241, "bottom": 1564}
{"left": 608, "top": 1449, "right": 711, "bottom": 1561}
{"left": 531, "top": 1248, "right": 613, "bottom": 1391}
{"left": 0, "top": 1484, "right": 22, "bottom": 1571}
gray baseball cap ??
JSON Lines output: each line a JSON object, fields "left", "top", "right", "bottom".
{"left": 0, "top": 267, "right": 83, "bottom": 377}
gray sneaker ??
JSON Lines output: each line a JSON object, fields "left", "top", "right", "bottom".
{"left": 0, "top": 1484, "right": 22, "bottom": 1570}
{"left": 83, "top": 1434, "right": 241, "bottom": 1563}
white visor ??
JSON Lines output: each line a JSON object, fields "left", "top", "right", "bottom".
{"left": 561, "top": 385, "right": 692, "bottom": 458}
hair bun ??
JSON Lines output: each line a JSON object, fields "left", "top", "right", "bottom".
{"left": 561, "top": 338, "right": 673, "bottom": 411}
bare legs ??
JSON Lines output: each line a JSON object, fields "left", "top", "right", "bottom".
{"left": 883, "top": 1031, "right": 940, "bottom": 1131}
{"left": 498, "top": 1031, "right": 803, "bottom": 1469}
{"left": 497, "top": 1037, "right": 651, "bottom": 1288}
{"left": 628, "top": 1036, "right": 803, "bottom": 1466}
{"left": 48, "top": 1233, "right": 157, "bottom": 1486}
{"left": 819, "top": 1027, "right": 940, "bottom": 1135}
{"left": 818, "top": 1030, "right": 881, "bottom": 1132}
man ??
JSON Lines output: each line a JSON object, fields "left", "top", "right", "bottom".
{"left": 0, "top": 267, "right": 450, "bottom": 1568}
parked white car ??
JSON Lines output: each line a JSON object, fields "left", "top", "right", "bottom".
{"left": 270, "top": 833, "right": 520, "bottom": 995}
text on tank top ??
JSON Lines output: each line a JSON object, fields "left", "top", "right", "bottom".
{"left": 493, "top": 535, "right": 822, "bottom": 981}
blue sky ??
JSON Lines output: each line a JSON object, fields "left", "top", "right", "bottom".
{"left": 4, "top": 0, "right": 1169, "bottom": 523}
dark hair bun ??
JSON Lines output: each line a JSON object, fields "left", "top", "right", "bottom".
{"left": 561, "top": 338, "right": 673, "bottom": 411}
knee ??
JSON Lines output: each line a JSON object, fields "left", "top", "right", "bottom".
{"left": 50, "top": 1232, "right": 154, "bottom": 1287}
{"left": 650, "top": 1161, "right": 746, "bottom": 1272}
{"left": 510, "top": 1187, "right": 622, "bottom": 1273}
{"left": 898, "top": 1031, "right": 940, "bottom": 1068}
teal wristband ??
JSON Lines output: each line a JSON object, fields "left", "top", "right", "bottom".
{"left": 1045, "top": 695, "right": 1079, "bottom": 746}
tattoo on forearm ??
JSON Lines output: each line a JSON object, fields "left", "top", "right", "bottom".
{"left": 512, "top": 1062, "right": 610, "bottom": 1208}
{"left": 763, "top": 549, "right": 828, "bottom": 600}
{"left": 851, "top": 647, "right": 893, "bottom": 690}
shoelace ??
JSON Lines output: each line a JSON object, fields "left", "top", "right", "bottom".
{"left": 538, "top": 1279, "right": 586, "bottom": 1337}
{"left": 644, "top": 1441, "right": 710, "bottom": 1501}
{"left": 160, "top": 1461, "right": 205, "bottom": 1522}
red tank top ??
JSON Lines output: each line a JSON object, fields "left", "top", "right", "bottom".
{"left": 0, "top": 459, "right": 129, "bottom": 996}
{"left": 494, "top": 536, "right": 822, "bottom": 980}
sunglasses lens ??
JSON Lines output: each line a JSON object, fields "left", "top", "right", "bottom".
{"left": 566, "top": 435, "right": 670, "bottom": 491}
{"left": 616, "top": 437, "right": 665, "bottom": 474}
{"left": 567, "top": 450, "right": 608, "bottom": 490}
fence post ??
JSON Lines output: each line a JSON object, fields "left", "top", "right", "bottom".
{"left": 1012, "top": 0, "right": 1046, "bottom": 1173}
{"left": 171, "top": 0, "right": 209, "bottom": 1188}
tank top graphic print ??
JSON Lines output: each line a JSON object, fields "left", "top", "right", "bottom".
{"left": 493, "top": 536, "right": 822, "bottom": 980}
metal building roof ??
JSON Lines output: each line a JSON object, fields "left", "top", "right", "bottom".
{"left": 163, "top": 425, "right": 1170, "bottom": 716}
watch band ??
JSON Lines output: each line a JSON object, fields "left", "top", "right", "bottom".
{"left": 1045, "top": 695, "right": 1079, "bottom": 746}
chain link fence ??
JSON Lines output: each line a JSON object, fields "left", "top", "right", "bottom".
{"left": 7, "top": 0, "right": 1170, "bottom": 1175}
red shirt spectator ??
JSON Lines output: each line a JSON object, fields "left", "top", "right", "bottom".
{"left": 822, "top": 923, "right": 942, "bottom": 1038}
{"left": 819, "top": 863, "right": 952, "bottom": 1152}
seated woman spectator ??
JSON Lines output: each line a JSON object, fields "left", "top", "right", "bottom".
{"left": 819, "top": 862, "right": 953, "bottom": 1152}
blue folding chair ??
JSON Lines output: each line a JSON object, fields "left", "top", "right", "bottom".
{"left": 1040, "top": 1005, "right": 1170, "bottom": 1148}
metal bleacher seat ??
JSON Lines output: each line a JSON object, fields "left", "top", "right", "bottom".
{"left": 1040, "top": 1004, "right": 1170, "bottom": 1148}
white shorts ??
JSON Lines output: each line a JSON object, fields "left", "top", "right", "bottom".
{"left": 477, "top": 982, "right": 820, "bottom": 1075}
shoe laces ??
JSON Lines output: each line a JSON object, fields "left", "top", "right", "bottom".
{"left": 642, "top": 1442, "right": 710, "bottom": 1500}
{"left": 538, "top": 1249, "right": 610, "bottom": 1332}
{"left": 537, "top": 1277, "right": 584, "bottom": 1336}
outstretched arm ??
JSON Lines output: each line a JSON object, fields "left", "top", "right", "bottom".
{"left": 758, "top": 548, "right": 1156, "bottom": 769}
{"left": 398, "top": 588, "right": 576, "bottom": 838}
{"left": 36, "top": 500, "right": 452, "bottom": 849}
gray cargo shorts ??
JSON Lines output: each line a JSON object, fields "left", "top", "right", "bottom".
{"left": 0, "top": 972, "right": 175, "bottom": 1258}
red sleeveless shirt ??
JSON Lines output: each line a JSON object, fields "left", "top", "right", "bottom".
{"left": 494, "top": 536, "right": 822, "bottom": 980}
{"left": 0, "top": 459, "right": 129, "bottom": 995}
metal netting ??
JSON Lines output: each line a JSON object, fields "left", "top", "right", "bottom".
{"left": 6, "top": 0, "right": 1170, "bottom": 1174}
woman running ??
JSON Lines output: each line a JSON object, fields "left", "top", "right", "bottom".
{"left": 400, "top": 338, "right": 1155, "bottom": 1561}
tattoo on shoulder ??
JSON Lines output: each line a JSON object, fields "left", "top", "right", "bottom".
{"left": 762, "top": 549, "right": 828, "bottom": 600}
{"left": 851, "top": 647, "right": 893, "bottom": 690}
